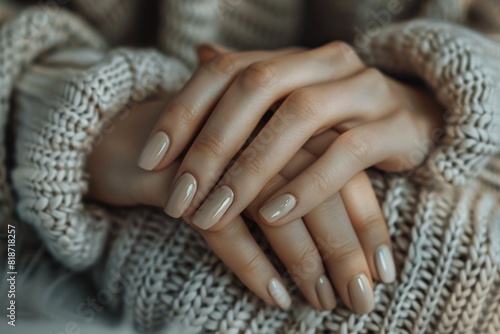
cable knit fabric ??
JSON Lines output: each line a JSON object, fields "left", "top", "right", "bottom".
{"left": 1, "top": 1, "right": 500, "bottom": 333}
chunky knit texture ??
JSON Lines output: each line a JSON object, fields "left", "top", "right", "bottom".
{"left": 1, "top": 1, "right": 500, "bottom": 333}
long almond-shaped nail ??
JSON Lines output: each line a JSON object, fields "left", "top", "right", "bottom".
{"left": 348, "top": 274, "right": 374, "bottom": 314}
{"left": 138, "top": 132, "right": 170, "bottom": 171}
{"left": 192, "top": 186, "right": 234, "bottom": 230}
{"left": 375, "top": 245, "right": 396, "bottom": 283}
{"left": 165, "top": 173, "right": 197, "bottom": 218}
{"left": 268, "top": 278, "right": 291, "bottom": 309}
{"left": 259, "top": 194, "right": 296, "bottom": 223}
{"left": 316, "top": 275, "right": 336, "bottom": 310}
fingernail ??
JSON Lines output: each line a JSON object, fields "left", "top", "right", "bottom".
{"left": 375, "top": 245, "right": 396, "bottom": 283}
{"left": 164, "top": 173, "right": 197, "bottom": 218}
{"left": 268, "top": 278, "right": 291, "bottom": 309}
{"left": 138, "top": 131, "right": 170, "bottom": 171}
{"left": 259, "top": 194, "right": 297, "bottom": 223}
{"left": 348, "top": 274, "right": 374, "bottom": 314}
{"left": 192, "top": 186, "right": 234, "bottom": 230}
{"left": 315, "top": 275, "right": 336, "bottom": 310}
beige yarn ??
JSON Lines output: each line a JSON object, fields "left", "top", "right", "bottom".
{"left": 1, "top": 1, "right": 500, "bottom": 333}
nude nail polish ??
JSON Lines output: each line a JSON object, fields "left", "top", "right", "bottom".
{"left": 138, "top": 132, "right": 170, "bottom": 171}
{"left": 259, "top": 194, "right": 297, "bottom": 223}
{"left": 268, "top": 278, "right": 291, "bottom": 309}
{"left": 375, "top": 245, "right": 396, "bottom": 283}
{"left": 192, "top": 186, "right": 234, "bottom": 230}
{"left": 348, "top": 274, "right": 374, "bottom": 314}
{"left": 165, "top": 173, "right": 197, "bottom": 218}
{"left": 316, "top": 275, "right": 336, "bottom": 310}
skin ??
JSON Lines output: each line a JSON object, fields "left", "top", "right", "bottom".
{"left": 86, "top": 95, "right": 389, "bottom": 313}
{"left": 147, "top": 42, "right": 443, "bottom": 232}
{"left": 88, "top": 42, "right": 442, "bottom": 312}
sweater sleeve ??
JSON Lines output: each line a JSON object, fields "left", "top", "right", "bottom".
{"left": 0, "top": 6, "right": 106, "bottom": 232}
{"left": 356, "top": 18, "right": 500, "bottom": 186}
{"left": 1, "top": 7, "right": 190, "bottom": 270}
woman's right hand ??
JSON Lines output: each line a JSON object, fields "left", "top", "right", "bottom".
{"left": 86, "top": 88, "right": 394, "bottom": 315}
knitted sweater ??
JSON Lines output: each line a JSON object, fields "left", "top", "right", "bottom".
{"left": 1, "top": 0, "right": 500, "bottom": 333}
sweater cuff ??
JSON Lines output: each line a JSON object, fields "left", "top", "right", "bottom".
{"left": 11, "top": 46, "right": 189, "bottom": 270}
{"left": 0, "top": 7, "right": 105, "bottom": 238}
{"left": 357, "top": 19, "right": 500, "bottom": 186}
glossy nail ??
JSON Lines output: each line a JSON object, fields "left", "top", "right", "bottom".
{"left": 138, "top": 131, "right": 170, "bottom": 171}
{"left": 315, "top": 275, "right": 336, "bottom": 310}
{"left": 375, "top": 245, "right": 396, "bottom": 283}
{"left": 165, "top": 173, "right": 197, "bottom": 218}
{"left": 268, "top": 278, "right": 291, "bottom": 309}
{"left": 259, "top": 194, "right": 297, "bottom": 223}
{"left": 348, "top": 274, "right": 374, "bottom": 314}
{"left": 192, "top": 186, "right": 234, "bottom": 230}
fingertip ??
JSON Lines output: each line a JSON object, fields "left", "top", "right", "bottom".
{"left": 348, "top": 274, "right": 374, "bottom": 314}
{"left": 258, "top": 193, "right": 297, "bottom": 225}
{"left": 137, "top": 131, "right": 171, "bottom": 171}
{"left": 197, "top": 44, "right": 218, "bottom": 64}
{"left": 315, "top": 275, "right": 337, "bottom": 310}
{"left": 197, "top": 43, "right": 232, "bottom": 64}
{"left": 191, "top": 185, "right": 234, "bottom": 231}
{"left": 374, "top": 244, "right": 396, "bottom": 284}
{"left": 268, "top": 278, "right": 292, "bottom": 309}
{"left": 164, "top": 172, "right": 197, "bottom": 218}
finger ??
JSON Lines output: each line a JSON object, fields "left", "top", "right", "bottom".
{"left": 190, "top": 67, "right": 391, "bottom": 231}
{"left": 341, "top": 172, "right": 396, "bottom": 284}
{"left": 184, "top": 44, "right": 366, "bottom": 226}
{"left": 258, "top": 217, "right": 335, "bottom": 311}
{"left": 196, "top": 43, "right": 234, "bottom": 64}
{"left": 137, "top": 47, "right": 301, "bottom": 172}
{"left": 259, "top": 111, "right": 413, "bottom": 227}
{"left": 304, "top": 193, "right": 375, "bottom": 314}
{"left": 201, "top": 215, "right": 292, "bottom": 309}
{"left": 260, "top": 146, "right": 374, "bottom": 313}
{"left": 244, "top": 150, "right": 337, "bottom": 310}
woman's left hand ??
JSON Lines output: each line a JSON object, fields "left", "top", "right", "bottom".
{"left": 141, "top": 42, "right": 443, "bottom": 230}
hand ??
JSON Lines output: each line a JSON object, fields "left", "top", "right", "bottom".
{"left": 87, "top": 96, "right": 394, "bottom": 314}
{"left": 142, "top": 42, "right": 442, "bottom": 234}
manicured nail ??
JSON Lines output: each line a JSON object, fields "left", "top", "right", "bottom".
{"left": 348, "top": 274, "right": 374, "bottom": 314}
{"left": 268, "top": 278, "right": 291, "bottom": 309}
{"left": 374, "top": 245, "right": 396, "bottom": 283}
{"left": 138, "top": 131, "right": 170, "bottom": 171}
{"left": 164, "top": 173, "right": 197, "bottom": 218}
{"left": 315, "top": 275, "right": 336, "bottom": 310}
{"left": 192, "top": 186, "right": 234, "bottom": 230}
{"left": 259, "top": 194, "right": 297, "bottom": 223}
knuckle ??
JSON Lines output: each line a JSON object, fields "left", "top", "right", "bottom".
{"left": 212, "top": 219, "right": 244, "bottom": 240}
{"left": 241, "top": 248, "right": 267, "bottom": 274}
{"left": 192, "top": 129, "right": 228, "bottom": 159}
{"left": 363, "top": 67, "right": 385, "bottom": 85}
{"left": 328, "top": 40, "right": 354, "bottom": 54}
{"left": 307, "top": 169, "right": 333, "bottom": 195}
{"left": 285, "top": 89, "right": 323, "bottom": 122}
{"left": 169, "top": 100, "right": 197, "bottom": 126}
{"left": 324, "top": 41, "right": 363, "bottom": 66}
{"left": 205, "top": 53, "right": 237, "bottom": 76}
{"left": 295, "top": 242, "right": 321, "bottom": 268}
{"left": 337, "top": 131, "right": 371, "bottom": 163}
{"left": 329, "top": 236, "right": 361, "bottom": 264}
{"left": 359, "top": 213, "right": 386, "bottom": 237}
{"left": 240, "top": 61, "right": 277, "bottom": 89}
{"left": 250, "top": 177, "right": 283, "bottom": 210}
{"left": 241, "top": 151, "right": 271, "bottom": 177}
